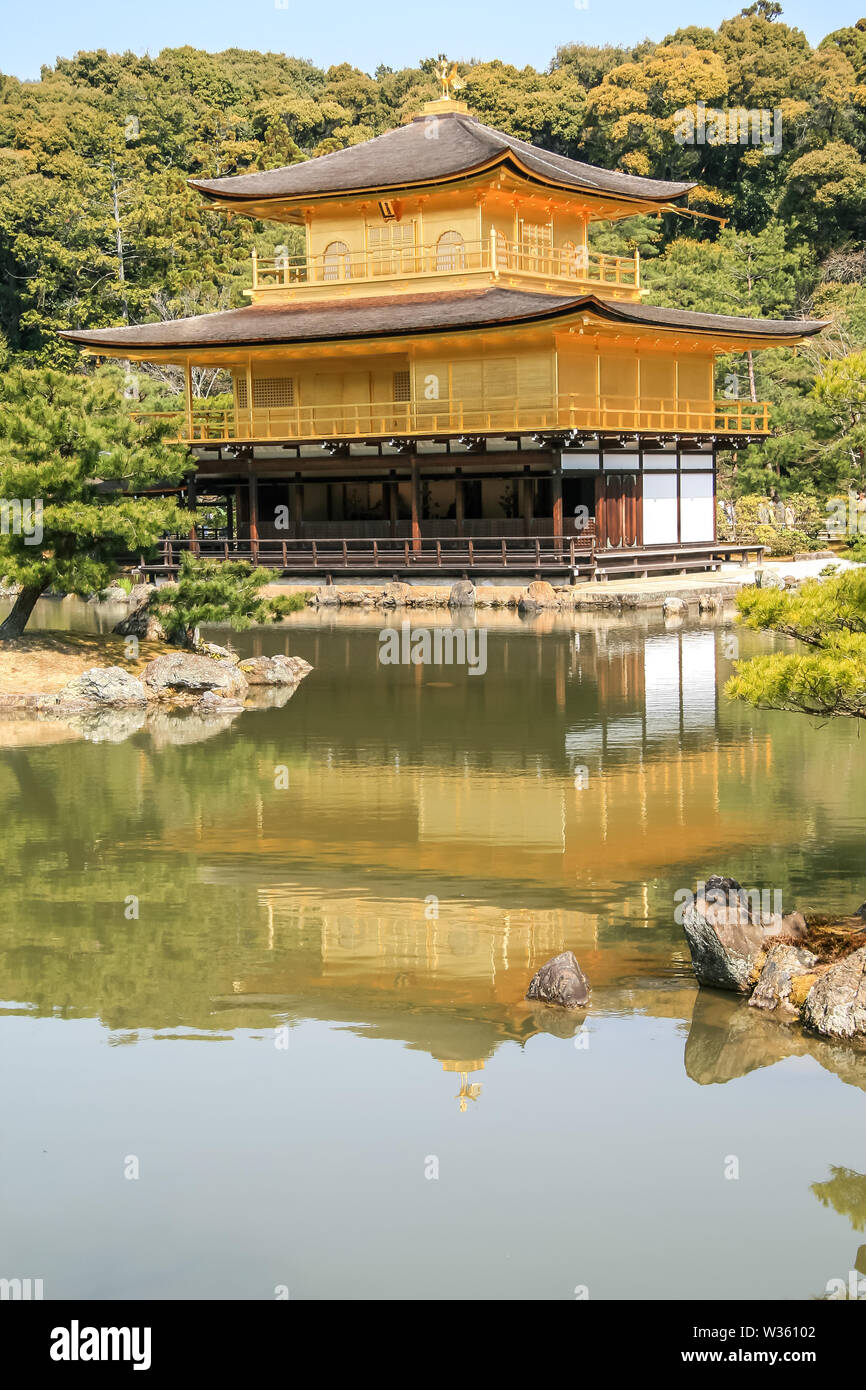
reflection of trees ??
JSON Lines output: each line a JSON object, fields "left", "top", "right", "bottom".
{"left": 811, "top": 1168, "right": 866, "bottom": 1232}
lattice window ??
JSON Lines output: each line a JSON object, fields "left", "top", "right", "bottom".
{"left": 393, "top": 370, "right": 411, "bottom": 402}
{"left": 435, "top": 230, "right": 465, "bottom": 272}
{"left": 367, "top": 221, "right": 415, "bottom": 275}
{"left": 322, "top": 241, "right": 351, "bottom": 282}
{"left": 237, "top": 377, "right": 295, "bottom": 409}
{"left": 519, "top": 220, "right": 553, "bottom": 272}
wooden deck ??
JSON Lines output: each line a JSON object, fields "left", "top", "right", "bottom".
{"left": 134, "top": 535, "right": 765, "bottom": 582}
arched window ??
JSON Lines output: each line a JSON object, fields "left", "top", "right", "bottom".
{"left": 436, "top": 230, "right": 466, "bottom": 272}
{"left": 322, "top": 241, "right": 351, "bottom": 281}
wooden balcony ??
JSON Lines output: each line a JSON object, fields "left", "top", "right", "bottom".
{"left": 250, "top": 236, "right": 640, "bottom": 301}
{"left": 138, "top": 394, "right": 771, "bottom": 446}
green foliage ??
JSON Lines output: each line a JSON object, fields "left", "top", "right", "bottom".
{"left": 752, "top": 524, "right": 820, "bottom": 555}
{"left": 152, "top": 553, "right": 308, "bottom": 642}
{"left": 0, "top": 364, "right": 187, "bottom": 630}
{"left": 726, "top": 568, "right": 866, "bottom": 718}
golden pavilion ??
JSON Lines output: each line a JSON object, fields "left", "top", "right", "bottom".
{"left": 62, "top": 78, "right": 823, "bottom": 580}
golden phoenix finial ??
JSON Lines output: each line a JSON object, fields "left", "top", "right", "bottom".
{"left": 433, "top": 57, "right": 464, "bottom": 102}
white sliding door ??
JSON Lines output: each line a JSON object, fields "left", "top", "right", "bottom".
{"left": 680, "top": 472, "right": 715, "bottom": 542}
{"left": 642, "top": 472, "right": 678, "bottom": 544}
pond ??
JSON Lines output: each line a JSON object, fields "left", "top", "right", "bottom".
{"left": 1, "top": 599, "right": 864, "bottom": 1299}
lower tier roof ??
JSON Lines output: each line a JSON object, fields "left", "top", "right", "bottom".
{"left": 61, "top": 288, "right": 826, "bottom": 354}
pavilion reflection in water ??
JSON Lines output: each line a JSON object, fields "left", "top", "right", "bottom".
{"left": 205, "top": 625, "right": 788, "bottom": 1107}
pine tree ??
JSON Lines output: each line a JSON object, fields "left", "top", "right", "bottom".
{"left": 726, "top": 569, "right": 866, "bottom": 719}
{"left": 152, "top": 553, "right": 307, "bottom": 646}
{"left": 0, "top": 363, "right": 188, "bottom": 639}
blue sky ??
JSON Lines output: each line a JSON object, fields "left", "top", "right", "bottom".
{"left": 2, "top": 1, "right": 860, "bottom": 82}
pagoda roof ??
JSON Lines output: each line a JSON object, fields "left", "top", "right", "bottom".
{"left": 61, "top": 288, "right": 827, "bottom": 353}
{"left": 188, "top": 111, "right": 695, "bottom": 207}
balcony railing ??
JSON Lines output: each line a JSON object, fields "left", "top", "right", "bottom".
{"left": 137, "top": 394, "right": 770, "bottom": 444}
{"left": 252, "top": 236, "right": 640, "bottom": 293}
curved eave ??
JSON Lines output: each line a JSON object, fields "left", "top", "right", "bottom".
{"left": 60, "top": 293, "right": 829, "bottom": 363}
{"left": 189, "top": 149, "right": 696, "bottom": 217}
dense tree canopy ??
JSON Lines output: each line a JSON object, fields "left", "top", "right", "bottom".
{"left": 1, "top": 10, "right": 866, "bottom": 500}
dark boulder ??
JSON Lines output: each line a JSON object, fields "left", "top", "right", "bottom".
{"left": 526, "top": 951, "right": 590, "bottom": 1009}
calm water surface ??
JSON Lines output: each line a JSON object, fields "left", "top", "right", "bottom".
{"left": 1, "top": 599, "right": 864, "bottom": 1300}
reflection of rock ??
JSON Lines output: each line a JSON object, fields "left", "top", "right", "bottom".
{"left": 243, "top": 685, "right": 298, "bottom": 711}
{"left": 237, "top": 654, "right": 312, "bottom": 685}
{"left": 142, "top": 651, "right": 248, "bottom": 700}
{"left": 685, "top": 989, "right": 803, "bottom": 1084}
{"left": 749, "top": 944, "right": 819, "bottom": 1017}
{"left": 682, "top": 876, "right": 766, "bottom": 991}
{"left": 526, "top": 950, "right": 590, "bottom": 1008}
{"left": 144, "top": 706, "right": 240, "bottom": 747}
{"left": 525, "top": 1000, "right": 587, "bottom": 1039}
{"left": 63, "top": 705, "right": 148, "bottom": 744}
{"left": 58, "top": 666, "right": 147, "bottom": 706}
{"left": 803, "top": 948, "right": 866, "bottom": 1040}
{"left": 685, "top": 989, "right": 866, "bottom": 1092}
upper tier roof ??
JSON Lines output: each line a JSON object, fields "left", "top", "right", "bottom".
{"left": 188, "top": 111, "right": 695, "bottom": 206}
{"left": 60, "top": 288, "right": 826, "bottom": 352}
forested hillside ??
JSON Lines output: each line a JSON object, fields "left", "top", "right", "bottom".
{"left": 1, "top": 2, "right": 865, "bottom": 499}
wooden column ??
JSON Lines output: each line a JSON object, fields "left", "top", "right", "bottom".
{"left": 552, "top": 473, "right": 563, "bottom": 539}
{"left": 410, "top": 459, "right": 421, "bottom": 552}
{"left": 186, "top": 471, "right": 199, "bottom": 556}
{"left": 520, "top": 473, "right": 533, "bottom": 536}
{"left": 290, "top": 480, "right": 304, "bottom": 539}
{"left": 455, "top": 474, "right": 465, "bottom": 538}
{"left": 225, "top": 493, "right": 234, "bottom": 543}
{"left": 387, "top": 479, "right": 398, "bottom": 538}
{"left": 183, "top": 359, "right": 193, "bottom": 441}
{"left": 249, "top": 470, "right": 259, "bottom": 562}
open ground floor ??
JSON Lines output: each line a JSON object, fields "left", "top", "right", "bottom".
{"left": 147, "top": 436, "right": 762, "bottom": 580}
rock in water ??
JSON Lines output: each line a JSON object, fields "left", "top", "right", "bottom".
{"left": 448, "top": 580, "right": 475, "bottom": 609}
{"left": 803, "top": 947, "right": 866, "bottom": 1040}
{"left": 682, "top": 876, "right": 766, "bottom": 992}
{"left": 663, "top": 596, "right": 687, "bottom": 616}
{"left": 749, "top": 944, "right": 820, "bottom": 1016}
{"left": 59, "top": 667, "right": 148, "bottom": 707}
{"left": 526, "top": 951, "right": 590, "bottom": 1009}
{"left": 526, "top": 580, "right": 557, "bottom": 606}
{"left": 141, "top": 652, "right": 248, "bottom": 700}
{"left": 237, "top": 654, "right": 312, "bottom": 686}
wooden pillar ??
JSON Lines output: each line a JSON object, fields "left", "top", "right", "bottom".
{"left": 595, "top": 474, "right": 606, "bottom": 549}
{"left": 455, "top": 474, "right": 465, "bottom": 538}
{"left": 249, "top": 470, "right": 259, "bottom": 562}
{"left": 186, "top": 471, "right": 199, "bottom": 556}
{"left": 520, "top": 473, "right": 533, "bottom": 536}
{"left": 552, "top": 472, "right": 563, "bottom": 539}
{"left": 183, "top": 359, "right": 193, "bottom": 441}
{"left": 245, "top": 357, "right": 254, "bottom": 441}
{"left": 387, "top": 479, "right": 398, "bottom": 538}
{"left": 290, "top": 480, "right": 304, "bottom": 539}
{"left": 410, "top": 460, "right": 421, "bottom": 552}
{"left": 225, "top": 493, "right": 234, "bottom": 542}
